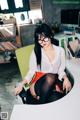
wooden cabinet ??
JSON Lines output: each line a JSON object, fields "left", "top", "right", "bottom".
{"left": 19, "top": 24, "right": 36, "bottom": 46}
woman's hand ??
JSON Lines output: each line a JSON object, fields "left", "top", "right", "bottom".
{"left": 15, "top": 79, "right": 29, "bottom": 95}
{"left": 15, "top": 83, "right": 24, "bottom": 95}
{"left": 63, "top": 75, "right": 72, "bottom": 94}
{"left": 30, "top": 83, "right": 40, "bottom": 100}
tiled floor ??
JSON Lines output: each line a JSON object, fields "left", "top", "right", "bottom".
{"left": 0, "top": 60, "right": 23, "bottom": 120}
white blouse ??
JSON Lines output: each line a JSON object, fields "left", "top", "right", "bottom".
{"left": 24, "top": 45, "right": 66, "bottom": 83}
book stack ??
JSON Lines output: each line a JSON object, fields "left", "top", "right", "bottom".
{"left": 0, "top": 42, "right": 17, "bottom": 51}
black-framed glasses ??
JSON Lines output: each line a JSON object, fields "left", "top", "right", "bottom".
{"left": 38, "top": 35, "right": 49, "bottom": 43}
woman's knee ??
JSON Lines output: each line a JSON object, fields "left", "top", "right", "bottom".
{"left": 46, "top": 73, "right": 58, "bottom": 86}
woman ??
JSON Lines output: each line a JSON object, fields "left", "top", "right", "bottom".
{"left": 15, "top": 23, "right": 71, "bottom": 104}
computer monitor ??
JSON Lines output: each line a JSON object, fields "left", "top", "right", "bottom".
{"left": 61, "top": 9, "right": 80, "bottom": 25}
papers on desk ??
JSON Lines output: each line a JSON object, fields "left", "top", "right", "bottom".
{"left": 64, "top": 31, "right": 74, "bottom": 35}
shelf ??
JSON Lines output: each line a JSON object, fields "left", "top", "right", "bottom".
{"left": 0, "top": 41, "right": 17, "bottom": 52}
{"left": 0, "top": 41, "right": 20, "bottom": 64}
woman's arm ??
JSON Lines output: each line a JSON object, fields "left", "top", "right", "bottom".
{"left": 25, "top": 50, "right": 40, "bottom": 99}
{"left": 58, "top": 48, "right": 72, "bottom": 93}
{"left": 58, "top": 47, "right": 66, "bottom": 80}
{"left": 24, "top": 50, "right": 37, "bottom": 83}
{"left": 15, "top": 79, "right": 29, "bottom": 95}
{"left": 15, "top": 50, "right": 38, "bottom": 97}
{"left": 63, "top": 74, "right": 72, "bottom": 94}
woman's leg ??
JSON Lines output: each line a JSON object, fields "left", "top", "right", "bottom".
{"left": 46, "top": 79, "right": 65, "bottom": 103}
{"left": 19, "top": 73, "right": 64, "bottom": 104}
{"left": 19, "top": 88, "right": 27, "bottom": 104}
{"left": 35, "top": 73, "right": 59, "bottom": 104}
{"left": 19, "top": 88, "right": 40, "bottom": 104}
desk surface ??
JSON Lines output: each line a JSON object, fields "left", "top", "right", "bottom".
{"left": 54, "top": 33, "right": 75, "bottom": 40}
{"left": 10, "top": 58, "right": 80, "bottom": 120}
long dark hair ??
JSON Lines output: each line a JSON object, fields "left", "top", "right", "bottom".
{"left": 34, "top": 23, "right": 54, "bottom": 69}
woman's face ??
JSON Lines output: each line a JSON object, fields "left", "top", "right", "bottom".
{"left": 38, "top": 34, "right": 51, "bottom": 48}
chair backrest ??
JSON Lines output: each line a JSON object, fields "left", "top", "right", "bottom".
{"left": 15, "top": 44, "right": 34, "bottom": 79}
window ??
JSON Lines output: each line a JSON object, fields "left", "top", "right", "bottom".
{"left": 0, "top": 0, "right": 9, "bottom": 10}
{"left": 28, "top": 9, "right": 43, "bottom": 24}
{"left": 14, "top": 0, "right": 23, "bottom": 8}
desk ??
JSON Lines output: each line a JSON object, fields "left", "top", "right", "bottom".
{"left": 54, "top": 33, "right": 75, "bottom": 47}
{"left": 10, "top": 59, "right": 80, "bottom": 120}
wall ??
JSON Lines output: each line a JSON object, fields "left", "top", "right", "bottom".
{"left": 42, "top": 0, "right": 80, "bottom": 25}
